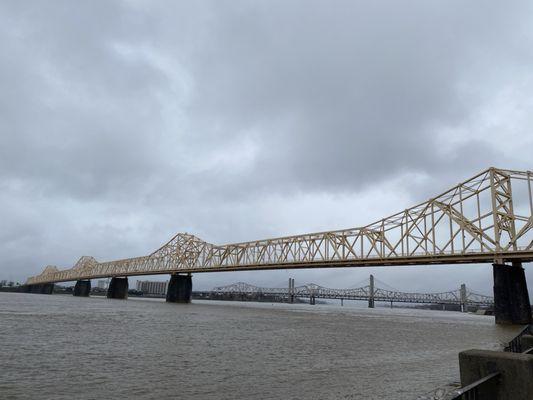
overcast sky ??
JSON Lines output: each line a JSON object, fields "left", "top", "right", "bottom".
{"left": 1, "top": 1, "right": 533, "bottom": 294}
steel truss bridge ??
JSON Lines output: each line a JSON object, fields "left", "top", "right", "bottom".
{"left": 27, "top": 168, "right": 533, "bottom": 285}
{"left": 205, "top": 279, "right": 494, "bottom": 307}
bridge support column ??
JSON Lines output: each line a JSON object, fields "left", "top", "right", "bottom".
{"left": 368, "top": 274, "right": 375, "bottom": 308}
{"left": 107, "top": 277, "right": 128, "bottom": 299}
{"left": 41, "top": 283, "right": 54, "bottom": 294}
{"left": 309, "top": 295, "right": 315, "bottom": 305}
{"left": 288, "top": 278, "right": 295, "bottom": 303}
{"left": 166, "top": 274, "right": 192, "bottom": 303}
{"left": 493, "top": 262, "right": 532, "bottom": 325}
{"left": 28, "top": 283, "right": 54, "bottom": 294}
{"left": 460, "top": 283, "right": 467, "bottom": 312}
{"left": 73, "top": 280, "right": 91, "bottom": 297}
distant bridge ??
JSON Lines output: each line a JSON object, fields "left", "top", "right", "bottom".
{"left": 201, "top": 276, "right": 494, "bottom": 308}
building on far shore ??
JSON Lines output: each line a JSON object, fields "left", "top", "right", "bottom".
{"left": 136, "top": 280, "right": 168, "bottom": 295}
{"left": 97, "top": 280, "right": 108, "bottom": 290}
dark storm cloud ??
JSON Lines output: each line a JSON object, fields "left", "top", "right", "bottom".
{"left": 1, "top": 0, "right": 532, "bottom": 289}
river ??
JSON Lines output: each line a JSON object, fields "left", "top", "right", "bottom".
{"left": 0, "top": 292, "right": 519, "bottom": 399}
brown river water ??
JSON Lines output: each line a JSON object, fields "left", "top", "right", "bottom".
{"left": 0, "top": 292, "right": 520, "bottom": 399}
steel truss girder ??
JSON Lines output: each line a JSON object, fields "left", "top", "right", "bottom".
{"left": 27, "top": 168, "right": 533, "bottom": 285}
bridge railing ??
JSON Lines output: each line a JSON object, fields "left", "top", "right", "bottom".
{"left": 449, "top": 372, "right": 501, "bottom": 400}
{"left": 504, "top": 324, "right": 533, "bottom": 353}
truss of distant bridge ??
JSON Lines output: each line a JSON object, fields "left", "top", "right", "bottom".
{"left": 27, "top": 167, "right": 533, "bottom": 285}
{"left": 206, "top": 280, "right": 494, "bottom": 307}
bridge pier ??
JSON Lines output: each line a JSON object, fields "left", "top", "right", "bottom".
{"left": 368, "top": 274, "right": 375, "bottom": 308}
{"left": 288, "top": 278, "right": 295, "bottom": 303}
{"left": 460, "top": 283, "right": 467, "bottom": 313}
{"left": 107, "top": 277, "right": 128, "bottom": 299}
{"left": 73, "top": 280, "right": 91, "bottom": 297}
{"left": 493, "top": 262, "right": 532, "bottom": 325}
{"left": 309, "top": 295, "right": 315, "bottom": 305}
{"left": 27, "top": 283, "right": 54, "bottom": 294}
{"left": 41, "top": 284, "right": 54, "bottom": 294}
{"left": 166, "top": 274, "right": 192, "bottom": 303}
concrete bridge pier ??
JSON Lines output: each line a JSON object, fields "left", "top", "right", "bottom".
{"left": 27, "top": 283, "right": 54, "bottom": 294}
{"left": 309, "top": 295, "right": 316, "bottom": 305}
{"left": 73, "top": 280, "right": 91, "bottom": 297}
{"left": 460, "top": 283, "right": 467, "bottom": 312}
{"left": 288, "top": 278, "right": 295, "bottom": 303}
{"left": 41, "top": 284, "right": 54, "bottom": 294}
{"left": 166, "top": 273, "right": 192, "bottom": 303}
{"left": 107, "top": 277, "right": 128, "bottom": 299}
{"left": 493, "top": 262, "right": 532, "bottom": 325}
{"left": 368, "top": 274, "right": 375, "bottom": 308}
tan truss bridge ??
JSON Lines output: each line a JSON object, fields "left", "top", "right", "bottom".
{"left": 27, "top": 167, "right": 533, "bottom": 285}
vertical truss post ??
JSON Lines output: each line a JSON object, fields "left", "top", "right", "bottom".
{"left": 525, "top": 170, "right": 533, "bottom": 252}
{"left": 490, "top": 168, "right": 518, "bottom": 258}
{"left": 489, "top": 168, "right": 502, "bottom": 261}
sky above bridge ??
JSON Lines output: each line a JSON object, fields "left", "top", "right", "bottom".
{"left": 1, "top": 1, "right": 533, "bottom": 293}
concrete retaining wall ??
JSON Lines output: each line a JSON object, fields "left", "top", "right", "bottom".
{"left": 459, "top": 349, "right": 533, "bottom": 399}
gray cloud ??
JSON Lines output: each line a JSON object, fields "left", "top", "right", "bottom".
{"left": 1, "top": 0, "right": 532, "bottom": 292}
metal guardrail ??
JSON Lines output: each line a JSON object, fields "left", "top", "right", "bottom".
{"left": 449, "top": 372, "right": 501, "bottom": 400}
{"left": 504, "top": 324, "right": 532, "bottom": 353}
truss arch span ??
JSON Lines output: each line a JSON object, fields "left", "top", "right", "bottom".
{"left": 26, "top": 167, "right": 533, "bottom": 285}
